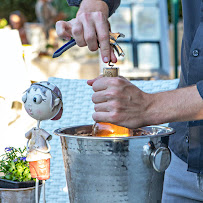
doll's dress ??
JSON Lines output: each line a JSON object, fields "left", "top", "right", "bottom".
{"left": 25, "top": 127, "right": 51, "bottom": 180}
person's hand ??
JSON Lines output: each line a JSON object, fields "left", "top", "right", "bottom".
{"left": 87, "top": 76, "right": 152, "bottom": 129}
{"left": 55, "top": 0, "right": 117, "bottom": 63}
{"left": 88, "top": 76, "right": 203, "bottom": 128}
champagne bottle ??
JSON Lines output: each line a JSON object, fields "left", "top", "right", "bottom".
{"left": 92, "top": 67, "right": 133, "bottom": 137}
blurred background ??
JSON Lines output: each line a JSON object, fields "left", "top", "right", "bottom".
{"left": 0, "top": 0, "right": 182, "bottom": 155}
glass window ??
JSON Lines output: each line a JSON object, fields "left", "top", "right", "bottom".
{"left": 110, "top": 6, "right": 132, "bottom": 41}
{"left": 137, "top": 43, "right": 160, "bottom": 69}
{"left": 116, "top": 43, "right": 134, "bottom": 71}
{"left": 133, "top": 6, "right": 160, "bottom": 41}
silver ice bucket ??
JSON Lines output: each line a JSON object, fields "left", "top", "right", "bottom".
{"left": 54, "top": 125, "right": 175, "bottom": 203}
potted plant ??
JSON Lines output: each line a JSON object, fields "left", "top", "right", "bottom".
{"left": 0, "top": 147, "right": 41, "bottom": 203}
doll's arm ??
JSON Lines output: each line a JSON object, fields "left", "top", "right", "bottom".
{"left": 40, "top": 129, "right": 52, "bottom": 141}
{"left": 25, "top": 128, "right": 34, "bottom": 139}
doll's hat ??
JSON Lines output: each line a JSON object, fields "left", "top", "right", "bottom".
{"left": 32, "top": 81, "right": 63, "bottom": 120}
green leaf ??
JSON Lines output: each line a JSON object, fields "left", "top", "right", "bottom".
{"left": 8, "top": 167, "right": 13, "bottom": 172}
{"left": 5, "top": 175, "right": 11, "bottom": 180}
{"left": 23, "top": 168, "right": 29, "bottom": 175}
{"left": 16, "top": 171, "right": 22, "bottom": 177}
{"left": 12, "top": 176, "right": 17, "bottom": 181}
{"left": 16, "top": 165, "right": 23, "bottom": 173}
{"left": 10, "top": 161, "right": 15, "bottom": 170}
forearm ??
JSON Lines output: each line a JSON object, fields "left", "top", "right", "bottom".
{"left": 67, "top": 0, "right": 121, "bottom": 17}
{"left": 77, "top": 0, "right": 109, "bottom": 18}
{"left": 145, "top": 85, "right": 203, "bottom": 125}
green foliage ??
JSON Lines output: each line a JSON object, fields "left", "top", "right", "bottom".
{"left": 0, "top": 0, "right": 183, "bottom": 24}
{"left": 0, "top": 147, "right": 33, "bottom": 182}
{"left": 53, "top": 0, "right": 78, "bottom": 21}
{"left": 167, "top": 0, "right": 183, "bottom": 23}
{"left": 0, "top": 18, "right": 8, "bottom": 29}
{"left": 0, "top": 0, "right": 78, "bottom": 23}
{"left": 0, "top": 0, "right": 37, "bottom": 22}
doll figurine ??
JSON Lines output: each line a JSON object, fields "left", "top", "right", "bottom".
{"left": 22, "top": 81, "right": 63, "bottom": 202}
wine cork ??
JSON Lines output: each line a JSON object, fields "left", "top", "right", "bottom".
{"left": 103, "top": 67, "right": 119, "bottom": 77}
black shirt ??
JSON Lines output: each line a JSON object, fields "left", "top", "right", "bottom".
{"left": 170, "top": 0, "right": 203, "bottom": 174}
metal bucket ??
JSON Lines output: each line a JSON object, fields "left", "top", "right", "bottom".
{"left": 54, "top": 125, "right": 175, "bottom": 203}
{"left": 0, "top": 185, "right": 42, "bottom": 203}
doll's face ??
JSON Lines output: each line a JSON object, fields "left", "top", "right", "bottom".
{"left": 22, "top": 87, "right": 61, "bottom": 121}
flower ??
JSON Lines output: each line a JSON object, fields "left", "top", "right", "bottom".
{"left": 13, "top": 158, "right": 18, "bottom": 162}
{"left": 20, "top": 157, "right": 26, "bottom": 162}
{"left": 5, "top": 147, "right": 13, "bottom": 152}
{"left": 0, "top": 146, "right": 33, "bottom": 182}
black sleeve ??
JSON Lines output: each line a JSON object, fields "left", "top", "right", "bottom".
{"left": 67, "top": 0, "right": 121, "bottom": 17}
{"left": 196, "top": 80, "right": 203, "bottom": 99}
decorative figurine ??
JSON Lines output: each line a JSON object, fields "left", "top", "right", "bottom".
{"left": 22, "top": 81, "right": 63, "bottom": 203}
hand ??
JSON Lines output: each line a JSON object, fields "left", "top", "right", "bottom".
{"left": 88, "top": 76, "right": 203, "bottom": 128}
{"left": 88, "top": 76, "right": 152, "bottom": 129}
{"left": 55, "top": 0, "right": 117, "bottom": 63}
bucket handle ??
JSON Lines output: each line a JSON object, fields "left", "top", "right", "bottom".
{"left": 142, "top": 142, "right": 171, "bottom": 172}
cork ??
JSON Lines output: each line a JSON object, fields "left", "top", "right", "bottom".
{"left": 103, "top": 67, "right": 119, "bottom": 77}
